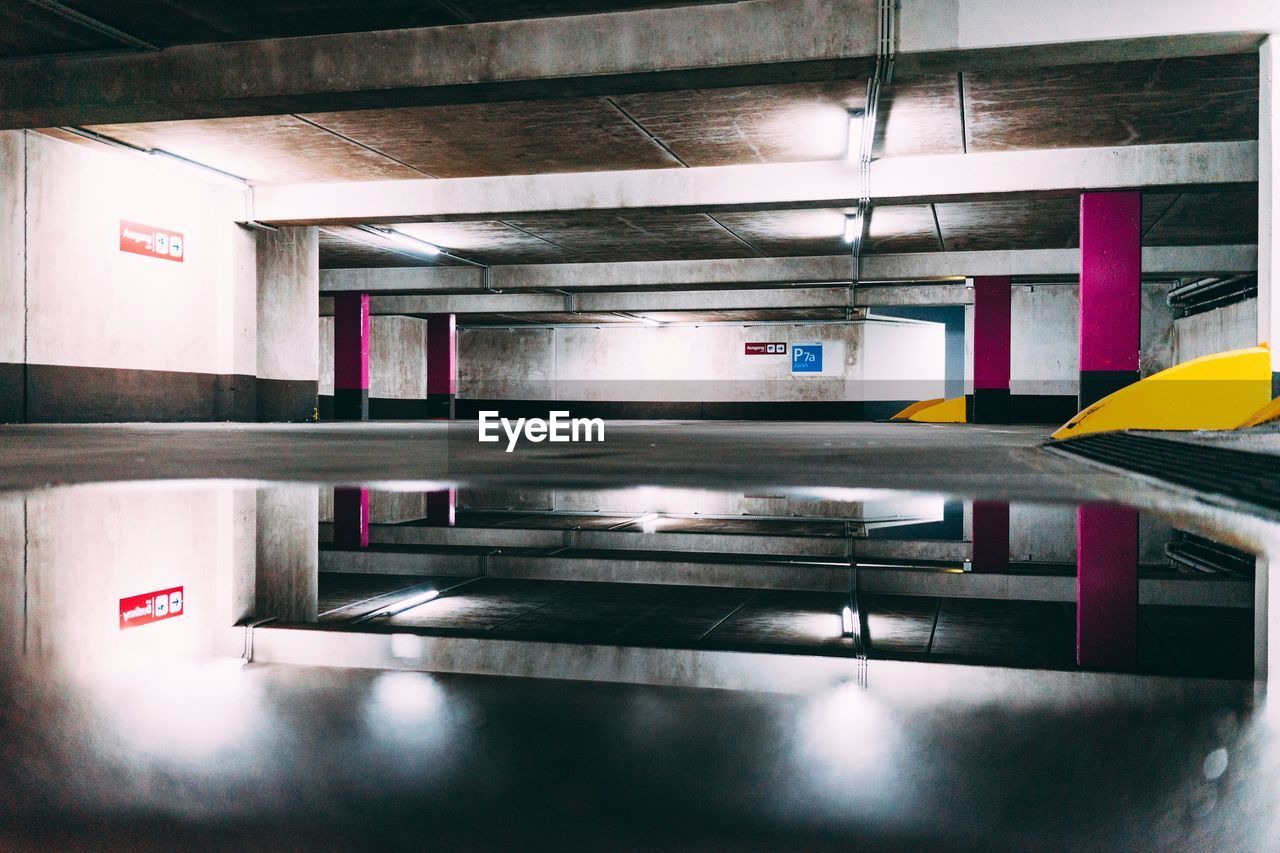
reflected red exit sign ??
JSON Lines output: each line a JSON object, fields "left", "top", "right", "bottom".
{"left": 119, "top": 586, "right": 184, "bottom": 630}
{"left": 119, "top": 220, "right": 184, "bottom": 262}
{"left": 744, "top": 342, "right": 787, "bottom": 355}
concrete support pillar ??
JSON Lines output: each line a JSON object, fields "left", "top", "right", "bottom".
{"left": 1260, "top": 36, "right": 1280, "bottom": 396}
{"left": 0, "top": 131, "right": 25, "bottom": 424}
{"left": 1076, "top": 504, "right": 1138, "bottom": 669}
{"left": 255, "top": 486, "right": 318, "bottom": 623}
{"left": 333, "top": 487, "right": 369, "bottom": 549}
{"left": 972, "top": 276, "right": 1012, "bottom": 423}
{"left": 970, "top": 500, "right": 1009, "bottom": 573}
{"left": 427, "top": 313, "right": 457, "bottom": 419}
{"left": 1079, "top": 191, "right": 1142, "bottom": 410}
{"left": 426, "top": 488, "right": 457, "bottom": 527}
{"left": 334, "top": 292, "right": 370, "bottom": 421}
{"left": 256, "top": 226, "right": 320, "bottom": 421}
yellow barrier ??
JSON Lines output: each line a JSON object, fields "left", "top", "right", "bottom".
{"left": 1240, "top": 395, "right": 1280, "bottom": 429}
{"left": 906, "top": 396, "right": 967, "bottom": 424}
{"left": 1050, "top": 346, "right": 1271, "bottom": 440}
{"left": 889, "top": 398, "right": 945, "bottom": 421}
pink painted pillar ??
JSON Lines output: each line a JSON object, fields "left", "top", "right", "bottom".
{"left": 334, "top": 487, "right": 369, "bottom": 549}
{"left": 427, "top": 313, "right": 457, "bottom": 419}
{"left": 334, "top": 292, "right": 370, "bottom": 420}
{"left": 970, "top": 500, "right": 1009, "bottom": 573}
{"left": 426, "top": 488, "right": 456, "bottom": 527}
{"left": 1077, "top": 504, "right": 1138, "bottom": 669}
{"left": 972, "top": 276, "right": 1012, "bottom": 423}
{"left": 1079, "top": 191, "right": 1141, "bottom": 409}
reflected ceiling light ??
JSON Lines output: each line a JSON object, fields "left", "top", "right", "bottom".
{"left": 370, "top": 588, "right": 440, "bottom": 619}
{"left": 841, "top": 605, "right": 855, "bottom": 636}
{"left": 365, "top": 226, "right": 442, "bottom": 257}
{"left": 846, "top": 109, "right": 866, "bottom": 162}
{"left": 843, "top": 212, "right": 862, "bottom": 244}
{"left": 394, "top": 589, "right": 440, "bottom": 610}
{"left": 638, "top": 316, "right": 662, "bottom": 327}
{"left": 636, "top": 512, "right": 661, "bottom": 533}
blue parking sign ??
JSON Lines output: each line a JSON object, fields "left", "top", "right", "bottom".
{"left": 791, "top": 342, "right": 823, "bottom": 373}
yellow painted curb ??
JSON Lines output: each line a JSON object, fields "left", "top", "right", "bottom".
{"left": 890, "top": 398, "right": 945, "bottom": 421}
{"left": 907, "top": 395, "right": 967, "bottom": 424}
{"left": 1050, "top": 346, "right": 1271, "bottom": 440}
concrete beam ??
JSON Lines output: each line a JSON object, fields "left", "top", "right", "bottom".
{"left": 318, "top": 245, "right": 1256, "bottom": 314}
{"left": 320, "top": 256, "right": 854, "bottom": 295}
{"left": 898, "top": 0, "right": 1275, "bottom": 77}
{"left": 861, "top": 244, "right": 1257, "bottom": 281}
{"left": 0, "top": 0, "right": 877, "bottom": 129}
{"left": 868, "top": 142, "right": 1258, "bottom": 206}
{"left": 257, "top": 143, "right": 1256, "bottom": 225}
{"left": 326, "top": 286, "right": 856, "bottom": 317}
{"left": 4, "top": 0, "right": 1275, "bottom": 129}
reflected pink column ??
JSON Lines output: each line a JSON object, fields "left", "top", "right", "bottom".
{"left": 334, "top": 487, "right": 369, "bottom": 549}
{"left": 971, "top": 500, "right": 1009, "bottom": 573}
{"left": 1076, "top": 504, "right": 1138, "bottom": 668}
{"left": 427, "top": 489, "right": 456, "bottom": 527}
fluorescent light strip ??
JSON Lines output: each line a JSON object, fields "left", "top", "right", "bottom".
{"left": 843, "top": 211, "right": 862, "bottom": 244}
{"left": 846, "top": 109, "right": 865, "bottom": 162}
{"left": 362, "top": 226, "right": 442, "bottom": 257}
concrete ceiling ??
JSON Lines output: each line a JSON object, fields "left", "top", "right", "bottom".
{"left": 42, "top": 53, "right": 1256, "bottom": 185}
{"left": 0, "top": 0, "right": 739, "bottom": 57}
{"left": 318, "top": 189, "right": 1256, "bottom": 268}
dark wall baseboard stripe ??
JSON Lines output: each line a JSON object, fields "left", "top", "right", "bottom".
{"left": 0, "top": 362, "right": 23, "bottom": 424}
{"left": 2, "top": 362, "right": 316, "bottom": 423}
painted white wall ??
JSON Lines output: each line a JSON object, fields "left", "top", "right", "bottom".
{"left": 1011, "top": 284, "right": 1077, "bottom": 396}
{"left": 20, "top": 132, "right": 256, "bottom": 376}
{"left": 460, "top": 319, "right": 945, "bottom": 402}
{"left": 22, "top": 485, "right": 240, "bottom": 674}
{"left": 0, "top": 132, "right": 24, "bottom": 367}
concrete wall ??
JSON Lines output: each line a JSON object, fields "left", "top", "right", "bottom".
{"left": 319, "top": 314, "right": 430, "bottom": 416}
{"left": 1172, "top": 298, "right": 1256, "bottom": 364}
{"left": 21, "top": 486, "right": 237, "bottom": 673}
{"left": 458, "top": 319, "right": 945, "bottom": 415}
{"left": 0, "top": 131, "right": 318, "bottom": 422}
{"left": 1010, "top": 284, "right": 1077, "bottom": 397}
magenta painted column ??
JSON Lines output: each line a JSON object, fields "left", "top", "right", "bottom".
{"left": 1079, "top": 191, "right": 1141, "bottom": 409}
{"left": 334, "top": 292, "right": 370, "bottom": 421}
{"left": 972, "top": 276, "right": 1012, "bottom": 423}
{"left": 426, "top": 488, "right": 456, "bottom": 527}
{"left": 970, "top": 500, "right": 1009, "bottom": 573}
{"left": 427, "top": 313, "right": 457, "bottom": 419}
{"left": 334, "top": 487, "right": 369, "bottom": 549}
{"left": 1077, "top": 504, "right": 1138, "bottom": 669}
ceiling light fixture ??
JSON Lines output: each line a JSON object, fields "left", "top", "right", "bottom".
{"left": 843, "top": 212, "right": 862, "bottom": 244}
{"left": 846, "top": 109, "right": 866, "bottom": 162}
{"left": 372, "top": 227, "right": 442, "bottom": 257}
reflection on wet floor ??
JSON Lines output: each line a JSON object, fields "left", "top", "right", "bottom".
{"left": 0, "top": 479, "right": 1273, "bottom": 848}
{"left": 297, "top": 488, "right": 1257, "bottom": 677}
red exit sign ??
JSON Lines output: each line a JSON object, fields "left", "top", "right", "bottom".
{"left": 119, "top": 220, "right": 184, "bottom": 262}
{"left": 119, "top": 586, "right": 184, "bottom": 630}
{"left": 745, "top": 342, "right": 788, "bottom": 355}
